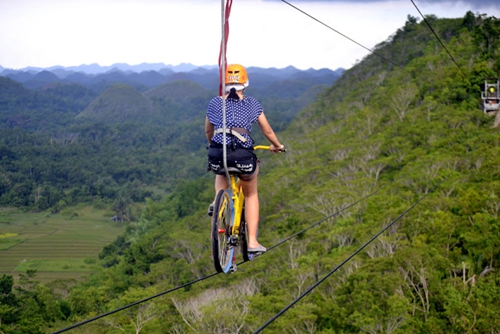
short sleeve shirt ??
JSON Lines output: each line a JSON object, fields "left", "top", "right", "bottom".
{"left": 207, "top": 96, "right": 263, "bottom": 148}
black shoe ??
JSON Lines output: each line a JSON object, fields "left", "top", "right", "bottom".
{"left": 207, "top": 203, "right": 214, "bottom": 217}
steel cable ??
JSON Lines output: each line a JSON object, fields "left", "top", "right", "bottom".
{"left": 253, "top": 174, "right": 450, "bottom": 333}
{"left": 52, "top": 176, "right": 400, "bottom": 333}
{"left": 280, "top": 0, "right": 411, "bottom": 74}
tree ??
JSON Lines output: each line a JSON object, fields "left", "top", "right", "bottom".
{"left": 105, "top": 287, "right": 161, "bottom": 334}
{"left": 112, "top": 194, "right": 132, "bottom": 223}
{"left": 0, "top": 274, "right": 16, "bottom": 330}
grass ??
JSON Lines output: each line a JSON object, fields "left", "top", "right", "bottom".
{"left": 0, "top": 237, "right": 25, "bottom": 250}
{"left": 15, "top": 259, "right": 95, "bottom": 272}
{"left": 0, "top": 206, "right": 125, "bottom": 283}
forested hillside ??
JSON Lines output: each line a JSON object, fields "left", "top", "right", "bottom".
{"left": 1, "top": 11, "right": 500, "bottom": 334}
{"left": 0, "top": 66, "right": 335, "bottom": 213}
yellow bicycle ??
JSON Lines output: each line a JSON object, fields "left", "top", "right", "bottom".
{"left": 211, "top": 145, "right": 285, "bottom": 273}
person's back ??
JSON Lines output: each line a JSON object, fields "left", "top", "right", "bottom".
{"left": 206, "top": 94, "right": 262, "bottom": 149}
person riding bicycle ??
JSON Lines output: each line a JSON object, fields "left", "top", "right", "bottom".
{"left": 205, "top": 63, "right": 284, "bottom": 253}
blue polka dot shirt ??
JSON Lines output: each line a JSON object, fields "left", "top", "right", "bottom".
{"left": 207, "top": 96, "right": 263, "bottom": 148}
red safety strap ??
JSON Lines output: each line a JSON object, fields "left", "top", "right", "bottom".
{"left": 218, "top": 0, "right": 233, "bottom": 96}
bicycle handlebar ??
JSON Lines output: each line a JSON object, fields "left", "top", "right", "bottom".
{"left": 254, "top": 145, "right": 287, "bottom": 153}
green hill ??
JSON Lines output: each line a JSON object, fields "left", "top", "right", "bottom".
{"left": 144, "top": 80, "right": 208, "bottom": 101}
{"left": 0, "top": 77, "right": 96, "bottom": 129}
{"left": 0, "top": 76, "right": 30, "bottom": 97}
{"left": 0, "top": 66, "right": 334, "bottom": 212}
{"left": 144, "top": 80, "right": 212, "bottom": 122}
{"left": 1, "top": 11, "right": 500, "bottom": 334}
{"left": 77, "top": 84, "right": 159, "bottom": 124}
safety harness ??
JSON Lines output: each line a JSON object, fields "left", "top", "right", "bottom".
{"left": 214, "top": 127, "right": 249, "bottom": 143}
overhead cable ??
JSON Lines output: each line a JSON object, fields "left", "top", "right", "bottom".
{"left": 410, "top": 0, "right": 469, "bottom": 82}
{"left": 280, "top": 0, "right": 410, "bottom": 73}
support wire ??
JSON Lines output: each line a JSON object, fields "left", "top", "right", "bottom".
{"left": 252, "top": 175, "right": 449, "bottom": 333}
{"left": 220, "top": 0, "right": 233, "bottom": 182}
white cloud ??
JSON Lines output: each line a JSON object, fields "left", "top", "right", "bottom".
{"left": 0, "top": 0, "right": 499, "bottom": 70}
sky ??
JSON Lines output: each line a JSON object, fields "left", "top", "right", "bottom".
{"left": 0, "top": 0, "right": 499, "bottom": 71}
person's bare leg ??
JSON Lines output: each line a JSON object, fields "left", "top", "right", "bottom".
{"left": 214, "top": 174, "right": 228, "bottom": 195}
{"left": 241, "top": 175, "right": 262, "bottom": 249}
{"left": 209, "top": 175, "right": 228, "bottom": 215}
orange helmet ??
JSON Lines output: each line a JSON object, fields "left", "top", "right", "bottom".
{"left": 226, "top": 64, "right": 248, "bottom": 86}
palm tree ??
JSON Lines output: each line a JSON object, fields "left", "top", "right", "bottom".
{"left": 112, "top": 194, "right": 131, "bottom": 223}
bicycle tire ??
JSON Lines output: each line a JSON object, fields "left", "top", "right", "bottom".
{"left": 211, "top": 189, "right": 234, "bottom": 273}
{"left": 240, "top": 206, "right": 250, "bottom": 262}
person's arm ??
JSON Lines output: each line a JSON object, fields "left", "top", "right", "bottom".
{"left": 205, "top": 117, "right": 214, "bottom": 145}
{"left": 257, "top": 112, "right": 284, "bottom": 153}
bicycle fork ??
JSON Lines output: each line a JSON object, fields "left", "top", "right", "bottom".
{"left": 228, "top": 236, "right": 238, "bottom": 273}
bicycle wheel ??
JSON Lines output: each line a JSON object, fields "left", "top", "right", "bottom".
{"left": 211, "top": 189, "right": 234, "bottom": 273}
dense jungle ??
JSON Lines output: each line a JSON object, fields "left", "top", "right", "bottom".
{"left": 1, "top": 11, "right": 500, "bottom": 334}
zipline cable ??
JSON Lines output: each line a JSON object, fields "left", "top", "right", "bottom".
{"left": 51, "top": 273, "right": 220, "bottom": 334}
{"left": 220, "top": 0, "right": 232, "bottom": 183}
{"left": 265, "top": 176, "right": 402, "bottom": 252}
{"left": 410, "top": 0, "right": 470, "bottom": 82}
{"left": 219, "top": 0, "right": 232, "bottom": 96}
{"left": 52, "top": 177, "right": 401, "bottom": 333}
{"left": 279, "top": 0, "right": 411, "bottom": 74}
{"left": 53, "top": 2, "right": 479, "bottom": 332}
{"left": 253, "top": 174, "right": 450, "bottom": 333}
{"left": 252, "top": 2, "right": 480, "bottom": 331}
{"left": 54, "top": 2, "right": 235, "bottom": 333}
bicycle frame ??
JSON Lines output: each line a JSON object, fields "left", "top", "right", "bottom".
{"left": 212, "top": 145, "right": 276, "bottom": 273}
{"left": 229, "top": 174, "right": 245, "bottom": 236}
{"left": 227, "top": 145, "right": 270, "bottom": 236}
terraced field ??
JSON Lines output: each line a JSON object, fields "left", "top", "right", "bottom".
{"left": 0, "top": 207, "right": 126, "bottom": 283}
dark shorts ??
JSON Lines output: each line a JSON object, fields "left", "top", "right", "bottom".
{"left": 207, "top": 142, "right": 259, "bottom": 180}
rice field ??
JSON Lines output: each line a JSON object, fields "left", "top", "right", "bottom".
{"left": 0, "top": 206, "right": 126, "bottom": 283}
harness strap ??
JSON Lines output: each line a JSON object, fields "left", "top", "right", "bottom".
{"left": 214, "top": 127, "right": 249, "bottom": 143}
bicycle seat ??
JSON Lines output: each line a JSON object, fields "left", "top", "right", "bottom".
{"left": 217, "top": 167, "right": 243, "bottom": 175}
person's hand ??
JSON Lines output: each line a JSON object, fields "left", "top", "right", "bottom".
{"left": 270, "top": 144, "right": 285, "bottom": 153}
